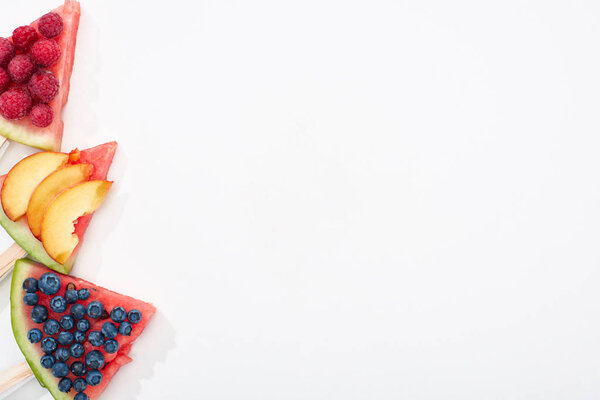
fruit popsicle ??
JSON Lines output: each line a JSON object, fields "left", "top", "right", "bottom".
{"left": 5, "top": 259, "right": 155, "bottom": 400}
{"left": 0, "top": 142, "right": 117, "bottom": 279}
{"left": 0, "top": 0, "right": 80, "bottom": 151}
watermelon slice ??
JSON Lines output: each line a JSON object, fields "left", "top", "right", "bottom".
{"left": 0, "top": 0, "right": 80, "bottom": 151}
{"left": 11, "top": 258, "right": 155, "bottom": 400}
{"left": 0, "top": 142, "right": 117, "bottom": 273}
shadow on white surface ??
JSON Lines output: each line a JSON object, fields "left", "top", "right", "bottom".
{"left": 5, "top": 377, "right": 47, "bottom": 400}
{"left": 100, "top": 309, "right": 175, "bottom": 400}
{"left": 61, "top": 2, "right": 101, "bottom": 151}
{"left": 71, "top": 191, "right": 128, "bottom": 283}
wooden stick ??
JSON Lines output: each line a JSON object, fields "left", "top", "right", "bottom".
{"left": 0, "top": 136, "right": 9, "bottom": 153}
{"left": 0, "top": 243, "right": 27, "bottom": 282}
{"left": 0, "top": 361, "right": 33, "bottom": 396}
{"left": 0, "top": 136, "right": 9, "bottom": 167}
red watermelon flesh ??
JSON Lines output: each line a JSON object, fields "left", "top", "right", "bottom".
{"left": 0, "top": 0, "right": 81, "bottom": 151}
{"left": 76, "top": 141, "right": 118, "bottom": 181}
{"left": 0, "top": 141, "right": 117, "bottom": 274}
{"left": 11, "top": 258, "right": 156, "bottom": 400}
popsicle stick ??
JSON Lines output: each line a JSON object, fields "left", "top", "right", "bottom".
{"left": 0, "top": 243, "right": 27, "bottom": 282}
{"left": 0, "top": 361, "right": 34, "bottom": 397}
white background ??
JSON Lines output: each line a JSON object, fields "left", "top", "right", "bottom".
{"left": 1, "top": 0, "right": 600, "bottom": 399}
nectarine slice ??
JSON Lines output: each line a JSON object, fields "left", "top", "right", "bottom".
{"left": 27, "top": 163, "right": 93, "bottom": 238}
{"left": 41, "top": 180, "right": 112, "bottom": 264}
{"left": 1, "top": 152, "right": 69, "bottom": 221}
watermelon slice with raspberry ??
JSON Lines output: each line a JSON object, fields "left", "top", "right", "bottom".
{"left": 0, "top": 141, "right": 116, "bottom": 273}
{"left": 11, "top": 258, "right": 155, "bottom": 400}
{"left": 0, "top": 0, "right": 80, "bottom": 151}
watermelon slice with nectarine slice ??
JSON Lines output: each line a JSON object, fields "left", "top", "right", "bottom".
{"left": 0, "top": 142, "right": 117, "bottom": 273}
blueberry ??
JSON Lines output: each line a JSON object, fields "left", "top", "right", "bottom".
{"left": 31, "top": 305, "right": 48, "bottom": 323}
{"left": 74, "top": 331, "right": 87, "bottom": 343}
{"left": 60, "top": 315, "right": 75, "bottom": 330}
{"left": 51, "top": 362, "right": 69, "bottom": 378}
{"left": 77, "top": 288, "right": 90, "bottom": 300}
{"left": 75, "top": 392, "right": 90, "bottom": 400}
{"left": 40, "top": 354, "right": 55, "bottom": 369}
{"left": 57, "top": 331, "right": 74, "bottom": 346}
{"left": 88, "top": 331, "right": 104, "bottom": 347}
{"left": 65, "top": 289, "right": 78, "bottom": 304}
{"left": 50, "top": 296, "right": 67, "bottom": 313}
{"left": 55, "top": 347, "right": 70, "bottom": 362}
{"left": 22, "top": 278, "right": 38, "bottom": 293}
{"left": 27, "top": 328, "right": 42, "bottom": 343}
{"left": 110, "top": 306, "right": 126, "bottom": 323}
{"left": 70, "top": 361, "right": 87, "bottom": 376}
{"left": 38, "top": 272, "right": 61, "bottom": 295}
{"left": 85, "top": 350, "right": 105, "bottom": 369}
{"left": 43, "top": 319, "right": 60, "bottom": 335}
{"left": 86, "top": 301, "right": 103, "bottom": 319}
{"left": 127, "top": 309, "right": 142, "bottom": 324}
{"left": 40, "top": 337, "right": 57, "bottom": 354}
{"left": 71, "top": 303, "right": 86, "bottom": 320}
{"left": 70, "top": 342, "right": 85, "bottom": 358}
{"left": 85, "top": 369, "right": 102, "bottom": 386}
{"left": 103, "top": 339, "right": 119, "bottom": 354}
{"left": 76, "top": 319, "right": 90, "bottom": 332}
{"left": 101, "top": 322, "right": 118, "bottom": 339}
{"left": 23, "top": 293, "right": 39, "bottom": 306}
{"left": 118, "top": 321, "right": 132, "bottom": 336}
{"left": 58, "top": 377, "right": 72, "bottom": 393}
{"left": 72, "top": 377, "right": 87, "bottom": 392}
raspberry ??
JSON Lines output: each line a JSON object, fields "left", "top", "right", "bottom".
{"left": 38, "top": 13, "right": 64, "bottom": 39}
{"left": 0, "top": 38, "right": 15, "bottom": 68}
{"left": 0, "top": 68, "right": 10, "bottom": 93}
{"left": 12, "top": 26, "right": 38, "bottom": 52}
{"left": 0, "top": 87, "right": 32, "bottom": 119}
{"left": 28, "top": 70, "right": 59, "bottom": 103}
{"left": 30, "top": 39, "right": 61, "bottom": 67}
{"left": 8, "top": 55, "right": 35, "bottom": 84}
{"left": 29, "top": 103, "right": 53, "bottom": 127}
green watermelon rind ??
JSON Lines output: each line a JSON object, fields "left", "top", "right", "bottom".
{"left": 0, "top": 184, "right": 72, "bottom": 274}
{"left": 0, "top": 120, "right": 57, "bottom": 151}
{"left": 11, "top": 258, "right": 71, "bottom": 400}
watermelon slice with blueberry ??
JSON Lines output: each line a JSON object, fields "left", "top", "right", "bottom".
{"left": 0, "top": 0, "right": 80, "bottom": 150}
{"left": 0, "top": 141, "right": 116, "bottom": 273}
{"left": 11, "top": 258, "right": 155, "bottom": 400}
